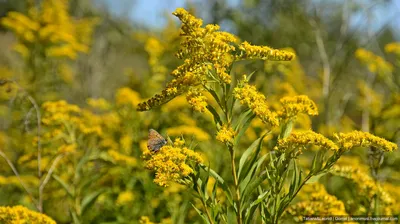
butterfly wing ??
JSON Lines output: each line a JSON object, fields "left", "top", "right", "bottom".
{"left": 147, "top": 129, "right": 167, "bottom": 152}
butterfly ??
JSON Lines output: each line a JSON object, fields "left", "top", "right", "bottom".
{"left": 147, "top": 129, "right": 167, "bottom": 152}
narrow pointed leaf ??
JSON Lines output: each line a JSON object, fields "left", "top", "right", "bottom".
{"left": 53, "top": 174, "right": 74, "bottom": 197}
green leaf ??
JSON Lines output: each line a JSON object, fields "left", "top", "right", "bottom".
{"left": 310, "top": 150, "right": 324, "bottom": 174}
{"left": 245, "top": 189, "right": 270, "bottom": 222}
{"left": 247, "top": 70, "right": 257, "bottom": 81}
{"left": 279, "top": 119, "right": 293, "bottom": 139}
{"left": 199, "top": 164, "right": 233, "bottom": 206}
{"left": 234, "top": 110, "right": 255, "bottom": 145}
{"left": 201, "top": 166, "right": 211, "bottom": 199}
{"left": 288, "top": 160, "right": 299, "bottom": 196}
{"left": 53, "top": 174, "right": 74, "bottom": 197}
{"left": 207, "top": 88, "right": 224, "bottom": 110}
{"left": 306, "top": 171, "right": 328, "bottom": 184}
{"left": 206, "top": 105, "right": 223, "bottom": 125}
{"left": 238, "top": 133, "right": 268, "bottom": 181}
{"left": 81, "top": 189, "right": 106, "bottom": 215}
{"left": 240, "top": 154, "right": 267, "bottom": 201}
{"left": 71, "top": 210, "right": 81, "bottom": 224}
{"left": 191, "top": 203, "right": 210, "bottom": 224}
{"left": 79, "top": 173, "right": 102, "bottom": 191}
{"left": 243, "top": 168, "right": 271, "bottom": 203}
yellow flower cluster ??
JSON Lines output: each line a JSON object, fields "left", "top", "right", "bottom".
{"left": 331, "top": 165, "right": 396, "bottom": 214}
{"left": 115, "top": 87, "right": 141, "bottom": 108}
{"left": 276, "top": 130, "right": 339, "bottom": 153}
{"left": 167, "top": 125, "right": 210, "bottom": 141}
{"left": 0, "top": 205, "right": 56, "bottom": 224}
{"left": 1, "top": 0, "right": 99, "bottom": 59}
{"left": 143, "top": 143, "right": 203, "bottom": 187}
{"left": 216, "top": 125, "right": 235, "bottom": 144}
{"left": 355, "top": 48, "right": 393, "bottom": 78}
{"left": 137, "top": 8, "right": 295, "bottom": 112}
{"left": 287, "top": 184, "right": 351, "bottom": 223}
{"left": 236, "top": 41, "right": 295, "bottom": 61}
{"left": 385, "top": 42, "right": 400, "bottom": 55}
{"left": 173, "top": 8, "right": 237, "bottom": 84}
{"left": 334, "top": 131, "right": 398, "bottom": 152}
{"left": 42, "top": 101, "right": 123, "bottom": 147}
{"left": 186, "top": 88, "right": 208, "bottom": 112}
{"left": 234, "top": 77, "right": 279, "bottom": 127}
{"left": 278, "top": 95, "right": 318, "bottom": 120}
{"left": 42, "top": 100, "right": 81, "bottom": 125}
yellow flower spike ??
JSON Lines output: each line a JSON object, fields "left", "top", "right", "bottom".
{"left": 216, "top": 125, "right": 235, "bottom": 144}
{"left": 276, "top": 130, "right": 339, "bottom": 153}
{"left": 234, "top": 78, "right": 279, "bottom": 127}
{"left": 0, "top": 205, "right": 56, "bottom": 224}
{"left": 334, "top": 130, "right": 398, "bottom": 152}
{"left": 278, "top": 95, "right": 318, "bottom": 120}
{"left": 236, "top": 41, "right": 295, "bottom": 61}
{"left": 143, "top": 145, "right": 203, "bottom": 187}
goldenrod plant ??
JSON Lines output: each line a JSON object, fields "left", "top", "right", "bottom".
{"left": 137, "top": 8, "right": 397, "bottom": 224}
{"left": 0, "top": 2, "right": 399, "bottom": 223}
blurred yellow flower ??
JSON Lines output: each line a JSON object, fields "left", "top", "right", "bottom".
{"left": 167, "top": 125, "right": 210, "bottom": 141}
{"left": 0, "top": 205, "right": 56, "bottom": 224}
{"left": 385, "top": 42, "right": 400, "bottom": 55}
{"left": 355, "top": 48, "right": 393, "bottom": 79}
{"left": 87, "top": 98, "right": 111, "bottom": 110}
{"left": 108, "top": 149, "right": 137, "bottom": 167}
{"left": 287, "top": 183, "right": 351, "bottom": 223}
{"left": 116, "top": 191, "right": 135, "bottom": 206}
{"left": 115, "top": 87, "right": 141, "bottom": 108}
{"left": 139, "top": 216, "right": 155, "bottom": 224}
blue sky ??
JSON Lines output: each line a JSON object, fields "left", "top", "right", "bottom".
{"left": 101, "top": 0, "right": 400, "bottom": 38}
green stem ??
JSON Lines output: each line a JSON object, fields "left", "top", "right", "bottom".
{"left": 230, "top": 146, "right": 242, "bottom": 224}
{"left": 196, "top": 185, "right": 214, "bottom": 224}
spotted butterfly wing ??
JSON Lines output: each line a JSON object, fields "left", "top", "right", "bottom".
{"left": 147, "top": 129, "right": 167, "bottom": 152}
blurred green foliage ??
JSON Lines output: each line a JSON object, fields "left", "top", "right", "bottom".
{"left": 0, "top": 0, "right": 399, "bottom": 223}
